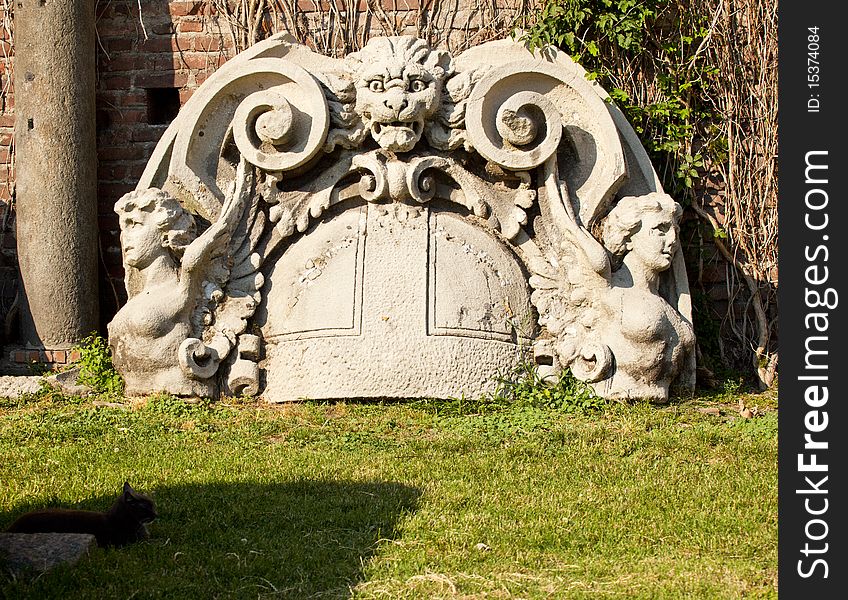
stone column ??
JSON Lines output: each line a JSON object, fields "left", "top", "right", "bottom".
{"left": 14, "top": 0, "right": 99, "bottom": 347}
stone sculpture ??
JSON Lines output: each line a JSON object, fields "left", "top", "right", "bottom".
{"left": 108, "top": 159, "right": 255, "bottom": 397}
{"left": 109, "top": 34, "right": 696, "bottom": 402}
{"left": 530, "top": 190, "right": 694, "bottom": 400}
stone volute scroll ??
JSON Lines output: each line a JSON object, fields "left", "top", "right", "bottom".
{"left": 109, "top": 33, "right": 696, "bottom": 402}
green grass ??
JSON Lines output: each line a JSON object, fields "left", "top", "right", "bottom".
{"left": 0, "top": 388, "right": 777, "bottom": 599}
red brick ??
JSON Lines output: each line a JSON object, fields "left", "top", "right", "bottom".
{"left": 96, "top": 20, "right": 136, "bottom": 37}
{"left": 100, "top": 2, "right": 131, "bottom": 19}
{"left": 27, "top": 351, "right": 40, "bottom": 363}
{"left": 128, "top": 162, "right": 148, "bottom": 179}
{"left": 140, "top": 36, "right": 186, "bottom": 53}
{"left": 42, "top": 350, "right": 65, "bottom": 363}
{"left": 151, "top": 21, "right": 177, "bottom": 36}
{"left": 135, "top": 71, "right": 190, "bottom": 88}
{"left": 131, "top": 126, "right": 169, "bottom": 143}
{"left": 68, "top": 350, "right": 82, "bottom": 363}
{"left": 176, "top": 52, "right": 221, "bottom": 70}
{"left": 13, "top": 350, "right": 24, "bottom": 363}
{"left": 103, "top": 37, "right": 133, "bottom": 52}
{"left": 102, "top": 54, "right": 138, "bottom": 72}
{"left": 0, "top": 115, "right": 14, "bottom": 128}
{"left": 349, "top": 0, "right": 421, "bottom": 10}
{"left": 153, "top": 55, "right": 179, "bottom": 71}
{"left": 101, "top": 75, "right": 133, "bottom": 89}
{"left": 100, "top": 182, "right": 136, "bottom": 199}
{"left": 115, "top": 91, "right": 149, "bottom": 108}
{"left": 99, "top": 164, "right": 128, "bottom": 181}
{"left": 97, "top": 145, "right": 149, "bottom": 161}
{"left": 169, "top": 1, "right": 204, "bottom": 17}
{"left": 157, "top": 55, "right": 184, "bottom": 71}
{"left": 297, "top": 0, "right": 331, "bottom": 10}
{"left": 189, "top": 34, "right": 227, "bottom": 52}
{"left": 112, "top": 108, "right": 148, "bottom": 125}
{"left": 178, "top": 19, "right": 204, "bottom": 33}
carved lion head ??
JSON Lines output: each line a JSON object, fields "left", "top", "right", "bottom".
{"left": 346, "top": 36, "right": 452, "bottom": 152}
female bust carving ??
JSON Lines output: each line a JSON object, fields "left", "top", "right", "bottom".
{"left": 538, "top": 190, "right": 695, "bottom": 402}
{"left": 108, "top": 161, "right": 251, "bottom": 396}
{"left": 595, "top": 193, "right": 695, "bottom": 400}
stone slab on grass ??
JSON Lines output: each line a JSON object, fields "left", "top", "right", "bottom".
{"left": 0, "top": 533, "right": 96, "bottom": 575}
{"left": 0, "top": 376, "right": 43, "bottom": 398}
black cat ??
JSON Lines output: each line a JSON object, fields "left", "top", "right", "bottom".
{"left": 5, "top": 481, "right": 157, "bottom": 548}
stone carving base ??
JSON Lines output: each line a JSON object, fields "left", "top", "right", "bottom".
{"left": 258, "top": 202, "right": 533, "bottom": 401}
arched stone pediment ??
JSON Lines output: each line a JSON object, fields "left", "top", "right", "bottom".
{"left": 110, "top": 34, "right": 695, "bottom": 403}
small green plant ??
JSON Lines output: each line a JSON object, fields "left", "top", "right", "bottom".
{"left": 71, "top": 333, "right": 124, "bottom": 396}
{"left": 490, "top": 361, "right": 607, "bottom": 413}
{"left": 24, "top": 360, "right": 51, "bottom": 376}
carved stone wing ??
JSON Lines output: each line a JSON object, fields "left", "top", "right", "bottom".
{"left": 176, "top": 160, "right": 266, "bottom": 395}
{"left": 528, "top": 234, "right": 614, "bottom": 385}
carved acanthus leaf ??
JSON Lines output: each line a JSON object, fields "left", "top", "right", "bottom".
{"left": 425, "top": 66, "right": 489, "bottom": 152}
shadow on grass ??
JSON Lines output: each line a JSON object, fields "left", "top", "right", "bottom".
{"left": 2, "top": 479, "right": 421, "bottom": 598}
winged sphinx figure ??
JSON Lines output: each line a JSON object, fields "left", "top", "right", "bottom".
{"left": 529, "top": 158, "right": 695, "bottom": 400}
{"left": 108, "top": 158, "right": 263, "bottom": 397}
{"left": 107, "top": 33, "right": 696, "bottom": 402}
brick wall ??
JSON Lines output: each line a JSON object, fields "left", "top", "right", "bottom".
{"left": 0, "top": 7, "right": 14, "bottom": 334}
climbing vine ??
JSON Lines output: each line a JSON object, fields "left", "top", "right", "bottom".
{"left": 520, "top": 0, "right": 722, "bottom": 198}
{"left": 205, "top": 0, "right": 533, "bottom": 55}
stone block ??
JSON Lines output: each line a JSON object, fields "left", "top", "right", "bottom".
{"left": 0, "top": 533, "right": 96, "bottom": 575}
{"left": 0, "top": 375, "right": 43, "bottom": 397}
